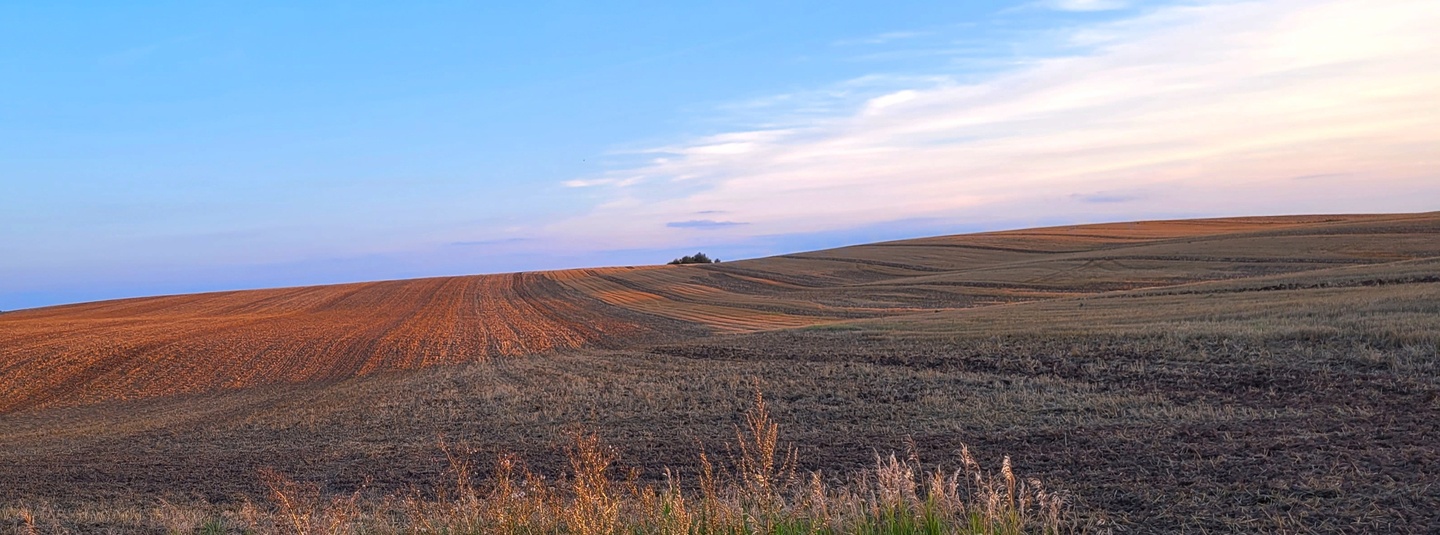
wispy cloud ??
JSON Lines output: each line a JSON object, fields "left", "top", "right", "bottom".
{"left": 449, "top": 237, "right": 533, "bottom": 247}
{"left": 544, "top": 0, "right": 1440, "bottom": 251}
{"left": 563, "top": 177, "right": 642, "bottom": 188}
{"left": 1045, "top": 0, "right": 1132, "bottom": 12}
{"left": 1072, "top": 192, "right": 1143, "bottom": 203}
{"left": 666, "top": 220, "right": 748, "bottom": 230}
{"left": 1289, "top": 172, "right": 1353, "bottom": 181}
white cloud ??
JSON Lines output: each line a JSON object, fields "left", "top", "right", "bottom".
{"left": 1047, "top": 0, "right": 1132, "bottom": 11}
{"left": 864, "top": 90, "right": 922, "bottom": 114}
{"left": 562, "top": 177, "right": 642, "bottom": 188}
{"left": 544, "top": 0, "right": 1440, "bottom": 250}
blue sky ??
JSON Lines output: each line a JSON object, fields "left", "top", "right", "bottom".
{"left": 3, "top": 1, "right": 1437, "bottom": 310}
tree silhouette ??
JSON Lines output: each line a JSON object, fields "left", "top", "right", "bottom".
{"left": 668, "top": 252, "right": 718, "bottom": 265}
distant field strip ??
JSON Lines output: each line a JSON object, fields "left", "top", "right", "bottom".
{"left": 542, "top": 268, "right": 829, "bottom": 332}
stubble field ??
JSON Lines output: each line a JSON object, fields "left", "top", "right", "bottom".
{"left": 1, "top": 212, "right": 1437, "bottom": 532}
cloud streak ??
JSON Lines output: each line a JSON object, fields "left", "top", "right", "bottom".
{"left": 1072, "top": 192, "right": 1143, "bottom": 204}
{"left": 1045, "top": 0, "right": 1131, "bottom": 11}
{"left": 544, "top": 0, "right": 1440, "bottom": 251}
{"left": 666, "top": 220, "right": 749, "bottom": 229}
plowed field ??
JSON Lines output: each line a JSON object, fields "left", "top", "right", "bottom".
{"left": 3, "top": 212, "right": 1440, "bottom": 532}
{"left": 2, "top": 212, "right": 1437, "bottom": 413}
{"left": 0, "top": 273, "right": 689, "bottom": 412}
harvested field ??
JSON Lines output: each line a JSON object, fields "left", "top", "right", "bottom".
{"left": 1, "top": 212, "right": 1438, "bottom": 532}
{"left": 0, "top": 273, "right": 700, "bottom": 412}
{"left": 5, "top": 213, "right": 1434, "bottom": 412}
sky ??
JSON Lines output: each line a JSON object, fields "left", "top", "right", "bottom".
{"left": 3, "top": 0, "right": 1437, "bottom": 311}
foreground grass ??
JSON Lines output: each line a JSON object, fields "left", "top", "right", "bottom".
{"left": 2, "top": 392, "right": 1071, "bottom": 534}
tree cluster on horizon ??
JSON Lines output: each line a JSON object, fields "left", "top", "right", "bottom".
{"left": 668, "top": 252, "right": 719, "bottom": 265}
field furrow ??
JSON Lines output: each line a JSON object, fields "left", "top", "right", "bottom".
{"left": 3, "top": 212, "right": 1435, "bottom": 412}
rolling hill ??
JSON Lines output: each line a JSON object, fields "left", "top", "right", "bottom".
{"left": 2, "top": 212, "right": 1438, "bottom": 532}
{"left": 2, "top": 212, "right": 1436, "bottom": 413}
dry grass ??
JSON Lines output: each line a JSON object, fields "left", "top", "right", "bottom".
{"left": 384, "top": 394, "right": 1063, "bottom": 534}
{"left": 1, "top": 393, "right": 1071, "bottom": 534}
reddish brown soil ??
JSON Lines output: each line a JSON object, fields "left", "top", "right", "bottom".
{"left": 0, "top": 273, "right": 698, "bottom": 412}
{"left": 1, "top": 212, "right": 1439, "bottom": 532}
{"left": 3, "top": 212, "right": 1437, "bottom": 413}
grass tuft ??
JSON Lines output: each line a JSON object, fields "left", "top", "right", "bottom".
{"left": 3, "top": 391, "right": 1072, "bottom": 534}
{"left": 292, "top": 391, "right": 1066, "bottom": 534}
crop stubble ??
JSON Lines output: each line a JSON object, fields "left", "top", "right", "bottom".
{"left": 1, "top": 212, "right": 1439, "bottom": 531}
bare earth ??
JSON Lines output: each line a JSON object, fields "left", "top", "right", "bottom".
{"left": 1, "top": 212, "right": 1438, "bottom": 532}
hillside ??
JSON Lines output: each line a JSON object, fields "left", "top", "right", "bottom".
{"left": 2, "top": 212, "right": 1439, "bottom": 531}
{"left": 2, "top": 212, "right": 1437, "bottom": 413}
